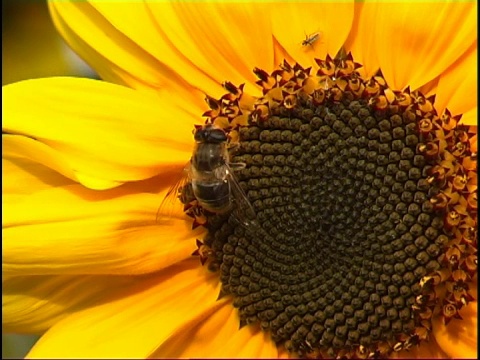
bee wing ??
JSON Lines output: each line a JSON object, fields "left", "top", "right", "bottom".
{"left": 156, "top": 162, "right": 192, "bottom": 222}
{"left": 226, "top": 163, "right": 261, "bottom": 230}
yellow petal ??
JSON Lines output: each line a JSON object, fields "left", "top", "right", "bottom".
{"left": 435, "top": 44, "right": 477, "bottom": 121}
{"left": 216, "top": 321, "right": 278, "bottom": 358}
{"left": 372, "top": 2, "right": 477, "bottom": 91}
{"left": 48, "top": 0, "right": 209, "bottom": 108}
{"left": 150, "top": 300, "right": 239, "bottom": 357}
{"left": 460, "top": 109, "right": 478, "bottom": 127}
{"left": 3, "top": 135, "right": 123, "bottom": 191}
{"left": 344, "top": 2, "right": 380, "bottom": 79}
{"left": 273, "top": 38, "right": 295, "bottom": 66}
{"left": 3, "top": 169, "right": 203, "bottom": 275}
{"left": 144, "top": 1, "right": 273, "bottom": 95}
{"left": 2, "top": 77, "right": 194, "bottom": 189}
{"left": 2, "top": 155, "right": 74, "bottom": 200}
{"left": 26, "top": 260, "right": 223, "bottom": 358}
{"left": 153, "top": 299, "right": 278, "bottom": 358}
{"left": 417, "top": 77, "right": 439, "bottom": 99}
{"left": 271, "top": 2, "right": 354, "bottom": 69}
{"left": 432, "top": 301, "right": 478, "bottom": 359}
{"left": 3, "top": 274, "right": 138, "bottom": 333}
{"left": 277, "top": 345, "right": 290, "bottom": 358}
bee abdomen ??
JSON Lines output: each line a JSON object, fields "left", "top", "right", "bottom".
{"left": 193, "top": 180, "right": 231, "bottom": 213}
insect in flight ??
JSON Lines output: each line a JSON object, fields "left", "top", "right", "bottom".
{"left": 302, "top": 31, "right": 321, "bottom": 48}
{"left": 156, "top": 124, "right": 257, "bottom": 229}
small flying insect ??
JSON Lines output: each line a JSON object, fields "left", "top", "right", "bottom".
{"left": 302, "top": 31, "right": 321, "bottom": 48}
{"left": 156, "top": 124, "right": 257, "bottom": 229}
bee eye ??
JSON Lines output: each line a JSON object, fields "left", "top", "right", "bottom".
{"left": 210, "top": 129, "right": 228, "bottom": 142}
{"left": 194, "top": 128, "right": 207, "bottom": 142}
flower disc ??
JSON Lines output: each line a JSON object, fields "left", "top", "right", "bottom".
{"left": 180, "top": 55, "right": 476, "bottom": 358}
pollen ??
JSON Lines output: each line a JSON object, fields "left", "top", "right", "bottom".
{"left": 182, "top": 52, "right": 477, "bottom": 358}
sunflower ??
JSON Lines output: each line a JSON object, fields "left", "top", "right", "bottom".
{"left": 2, "top": 1, "right": 477, "bottom": 359}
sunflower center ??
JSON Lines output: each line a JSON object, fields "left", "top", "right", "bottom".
{"left": 185, "top": 53, "right": 477, "bottom": 358}
{"left": 208, "top": 98, "right": 444, "bottom": 358}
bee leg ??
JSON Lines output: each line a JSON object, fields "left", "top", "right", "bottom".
{"left": 229, "top": 162, "right": 246, "bottom": 171}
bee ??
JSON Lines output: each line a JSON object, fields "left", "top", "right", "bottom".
{"left": 156, "top": 124, "right": 257, "bottom": 229}
{"left": 302, "top": 31, "right": 321, "bottom": 48}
